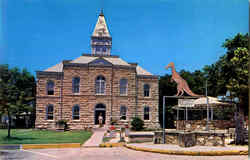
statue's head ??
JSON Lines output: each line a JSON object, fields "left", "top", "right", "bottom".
{"left": 165, "top": 62, "right": 174, "bottom": 70}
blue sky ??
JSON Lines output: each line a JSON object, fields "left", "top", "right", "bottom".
{"left": 0, "top": 0, "right": 248, "bottom": 76}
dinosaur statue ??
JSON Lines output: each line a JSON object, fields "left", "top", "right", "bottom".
{"left": 165, "top": 62, "right": 202, "bottom": 97}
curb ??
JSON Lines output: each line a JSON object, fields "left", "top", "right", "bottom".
{"left": 99, "top": 142, "right": 125, "bottom": 148}
{"left": 0, "top": 145, "right": 20, "bottom": 150}
{"left": 22, "top": 143, "right": 81, "bottom": 149}
{"left": 125, "top": 144, "right": 248, "bottom": 156}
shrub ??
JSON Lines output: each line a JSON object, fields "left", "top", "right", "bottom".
{"left": 56, "top": 119, "right": 68, "bottom": 130}
{"left": 131, "top": 117, "right": 144, "bottom": 131}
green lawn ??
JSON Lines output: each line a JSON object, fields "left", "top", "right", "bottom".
{"left": 0, "top": 129, "right": 92, "bottom": 144}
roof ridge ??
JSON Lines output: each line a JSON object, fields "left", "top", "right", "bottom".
{"left": 81, "top": 53, "right": 119, "bottom": 58}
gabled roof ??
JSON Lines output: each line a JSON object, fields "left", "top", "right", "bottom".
{"left": 92, "top": 13, "right": 111, "bottom": 38}
{"left": 88, "top": 57, "right": 113, "bottom": 66}
{"left": 70, "top": 56, "right": 97, "bottom": 64}
{"left": 103, "top": 57, "right": 130, "bottom": 66}
{"left": 70, "top": 56, "right": 130, "bottom": 66}
{"left": 136, "top": 65, "right": 152, "bottom": 76}
{"left": 43, "top": 55, "right": 153, "bottom": 76}
{"left": 44, "top": 62, "right": 63, "bottom": 72}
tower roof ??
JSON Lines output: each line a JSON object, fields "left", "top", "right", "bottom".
{"left": 92, "top": 12, "right": 111, "bottom": 38}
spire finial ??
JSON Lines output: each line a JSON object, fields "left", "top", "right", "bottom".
{"left": 100, "top": 8, "right": 104, "bottom": 16}
{"left": 99, "top": 0, "right": 104, "bottom": 16}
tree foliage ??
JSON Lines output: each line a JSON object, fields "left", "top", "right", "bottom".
{"left": 0, "top": 64, "right": 36, "bottom": 138}
{"left": 131, "top": 117, "right": 144, "bottom": 131}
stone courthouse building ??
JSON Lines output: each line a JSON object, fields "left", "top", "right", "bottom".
{"left": 35, "top": 12, "right": 159, "bottom": 129}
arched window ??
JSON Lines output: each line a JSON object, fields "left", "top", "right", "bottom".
{"left": 120, "top": 78, "right": 128, "bottom": 95}
{"left": 47, "top": 81, "right": 54, "bottom": 95}
{"left": 144, "top": 106, "right": 150, "bottom": 120}
{"left": 144, "top": 84, "right": 150, "bottom": 97}
{"left": 46, "top": 105, "right": 54, "bottom": 120}
{"left": 72, "top": 105, "right": 80, "bottom": 120}
{"left": 95, "top": 76, "right": 105, "bottom": 94}
{"left": 72, "top": 77, "right": 80, "bottom": 93}
{"left": 120, "top": 106, "right": 127, "bottom": 120}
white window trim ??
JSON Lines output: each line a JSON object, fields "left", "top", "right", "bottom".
{"left": 120, "top": 79, "right": 128, "bottom": 96}
{"left": 95, "top": 78, "right": 106, "bottom": 95}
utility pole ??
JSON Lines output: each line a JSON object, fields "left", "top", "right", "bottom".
{"left": 205, "top": 80, "right": 209, "bottom": 131}
{"left": 163, "top": 96, "right": 166, "bottom": 144}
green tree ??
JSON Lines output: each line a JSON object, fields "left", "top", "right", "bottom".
{"left": 0, "top": 65, "right": 35, "bottom": 138}
{"left": 218, "top": 33, "right": 248, "bottom": 113}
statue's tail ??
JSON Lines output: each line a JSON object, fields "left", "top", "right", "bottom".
{"left": 183, "top": 81, "right": 203, "bottom": 97}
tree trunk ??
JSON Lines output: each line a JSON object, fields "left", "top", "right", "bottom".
{"left": 7, "top": 110, "right": 11, "bottom": 138}
{"left": 235, "top": 112, "right": 245, "bottom": 145}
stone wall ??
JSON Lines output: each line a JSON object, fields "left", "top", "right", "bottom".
{"left": 35, "top": 65, "right": 160, "bottom": 130}
{"left": 154, "top": 130, "right": 225, "bottom": 147}
{"left": 176, "top": 120, "right": 235, "bottom": 131}
{"left": 196, "top": 132, "right": 225, "bottom": 146}
{"left": 137, "top": 76, "right": 159, "bottom": 129}
{"left": 35, "top": 73, "right": 62, "bottom": 129}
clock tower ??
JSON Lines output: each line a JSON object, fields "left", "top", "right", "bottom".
{"left": 91, "top": 11, "right": 112, "bottom": 56}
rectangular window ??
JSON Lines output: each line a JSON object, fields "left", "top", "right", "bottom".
{"left": 120, "top": 106, "right": 127, "bottom": 120}
{"left": 120, "top": 79, "right": 128, "bottom": 95}
{"left": 47, "top": 81, "right": 54, "bottom": 95}
{"left": 72, "top": 77, "right": 80, "bottom": 93}
{"left": 73, "top": 108, "right": 80, "bottom": 120}
{"left": 144, "top": 84, "right": 150, "bottom": 97}
{"left": 144, "top": 107, "right": 150, "bottom": 120}
{"left": 47, "top": 106, "right": 54, "bottom": 120}
{"left": 144, "top": 90, "right": 149, "bottom": 97}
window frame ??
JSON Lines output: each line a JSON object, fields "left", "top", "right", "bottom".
{"left": 72, "top": 77, "right": 80, "bottom": 94}
{"left": 120, "top": 78, "right": 128, "bottom": 95}
{"left": 72, "top": 105, "right": 80, "bottom": 120}
{"left": 143, "top": 84, "right": 150, "bottom": 97}
{"left": 144, "top": 106, "right": 150, "bottom": 120}
{"left": 95, "top": 75, "right": 106, "bottom": 95}
{"left": 46, "top": 80, "right": 55, "bottom": 95}
{"left": 46, "top": 105, "right": 54, "bottom": 120}
{"left": 120, "top": 106, "right": 127, "bottom": 120}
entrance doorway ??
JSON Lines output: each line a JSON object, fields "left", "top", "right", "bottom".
{"left": 94, "top": 104, "right": 106, "bottom": 125}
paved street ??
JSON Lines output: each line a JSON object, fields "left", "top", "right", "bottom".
{"left": 0, "top": 147, "right": 247, "bottom": 160}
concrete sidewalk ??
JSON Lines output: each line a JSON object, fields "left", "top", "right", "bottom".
{"left": 125, "top": 143, "right": 248, "bottom": 156}
{"left": 82, "top": 126, "right": 107, "bottom": 147}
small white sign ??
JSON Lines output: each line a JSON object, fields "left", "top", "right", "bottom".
{"left": 178, "top": 99, "right": 195, "bottom": 107}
